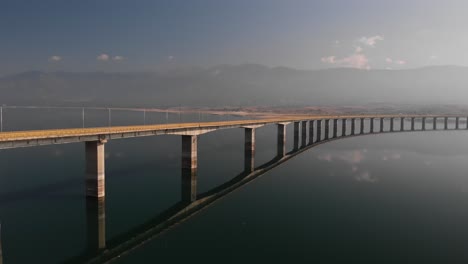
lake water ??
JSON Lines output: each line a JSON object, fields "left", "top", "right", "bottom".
{"left": 1, "top": 110, "right": 468, "bottom": 263}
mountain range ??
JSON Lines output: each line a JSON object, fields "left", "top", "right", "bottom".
{"left": 0, "top": 64, "right": 467, "bottom": 107}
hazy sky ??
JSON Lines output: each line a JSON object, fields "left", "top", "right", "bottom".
{"left": 1, "top": 0, "right": 468, "bottom": 75}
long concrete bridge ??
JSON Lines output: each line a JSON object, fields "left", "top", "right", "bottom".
{"left": 0, "top": 114, "right": 467, "bottom": 200}
{"left": 1, "top": 114, "right": 468, "bottom": 263}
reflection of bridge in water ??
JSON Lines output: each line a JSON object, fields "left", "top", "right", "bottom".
{"left": 0, "top": 115, "right": 467, "bottom": 263}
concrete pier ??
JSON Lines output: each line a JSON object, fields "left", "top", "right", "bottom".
{"left": 316, "top": 120, "right": 322, "bottom": 142}
{"left": 324, "top": 119, "right": 330, "bottom": 140}
{"left": 277, "top": 124, "right": 286, "bottom": 157}
{"left": 380, "top": 118, "right": 384, "bottom": 132}
{"left": 342, "top": 119, "right": 346, "bottom": 136}
{"left": 411, "top": 117, "right": 415, "bottom": 131}
{"left": 182, "top": 135, "right": 197, "bottom": 202}
{"left": 293, "top": 122, "right": 300, "bottom": 150}
{"left": 400, "top": 117, "right": 404, "bottom": 131}
{"left": 333, "top": 119, "right": 338, "bottom": 138}
{"left": 351, "top": 118, "right": 356, "bottom": 135}
{"left": 390, "top": 118, "right": 394, "bottom": 132}
{"left": 301, "top": 121, "right": 307, "bottom": 147}
{"left": 244, "top": 128, "right": 255, "bottom": 172}
{"left": 370, "top": 118, "right": 374, "bottom": 133}
{"left": 433, "top": 117, "right": 437, "bottom": 130}
{"left": 86, "top": 198, "right": 106, "bottom": 250}
{"left": 309, "top": 120, "right": 314, "bottom": 144}
{"left": 360, "top": 118, "right": 365, "bottom": 134}
{"left": 85, "top": 140, "right": 106, "bottom": 198}
{"left": 444, "top": 117, "right": 448, "bottom": 130}
{"left": 456, "top": 117, "right": 459, "bottom": 129}
{"left": 422, "top": 117, "right": 426, "bottom": 130}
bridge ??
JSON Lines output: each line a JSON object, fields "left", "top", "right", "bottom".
{"left": 1, "top": 113, "right": 467, "bottom": 263}
{"left": 0, "top": 114, "right": 466, "bottom": 200}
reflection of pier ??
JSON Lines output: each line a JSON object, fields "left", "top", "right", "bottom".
{"left": 59, "top": 115, "right": 468, "bottom": 263}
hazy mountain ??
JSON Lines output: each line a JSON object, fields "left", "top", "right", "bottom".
{"left": 0, "top": 65, "right": 467, "bottom": 107}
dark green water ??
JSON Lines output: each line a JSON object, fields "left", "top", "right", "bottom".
{"left": 1, "top": 110, "right": 468, "bottom": 263}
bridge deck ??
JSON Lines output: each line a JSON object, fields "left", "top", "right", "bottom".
{"left": 0, "top": 114, "right": 462, "bottom": 149}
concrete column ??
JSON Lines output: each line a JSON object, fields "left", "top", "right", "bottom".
{"left": 433, "top": 117, "right": 437, "bottom": 130}
{"left": 390, "top": 118, "right": 394, "bottom": 132}
{"left": 277, "top": 124, "right": 286, "bottom": 158}
{"left": 422, "top": 117, "right": 426, "bottom": 130}
{"left": 316, "top": 120, "right": 322, "bottom": 142}
{"left": 86, "top": 140, "right": 106, "bottom": 198}
{"left": 301, "top": 121, "right": 307, "bottom": 147}
{"left": 333, "top": 119, "right": 338, "bottom": 138}
{"left": 342, "top": 119, "right": 346, "bottom": 136}
{"left": 401, "top": 117, "right": 405, "bottom": 131}
{"left": 370, "top": 118, "right": 374, "bottom": 133}
{"left": 444, "top": 117, "right": 448, "bottom": 130}
{"left": 456, "top": 117, "right": 459, "bottom": 129}
{"left": 324, "top": 119, "right": 330, "bottom": 140}
{"left": 86, "top": 198, "right": 106, "bottom": 250}
{"left": 411, "top": 117, "right": 415, "bottom": 130}
{"left": 309, "top": 120, "right": 314, "bottom": 144}
{"left": 293, "top": 122, "right": 300, "bottom": 150}
{"left": 351, "top": 118, "right": 356, "bottom": 135}
{"left": 182, "top": 135, "right": 197, "bottom": 202}
{"left": 380, "top": 118, "right": 384, "bottom": 132}
{"left": 244, "top": 128, "right": 255, "bottom": 172}
{"left": 360, "top": 118, "right": 365, "bottom": 134}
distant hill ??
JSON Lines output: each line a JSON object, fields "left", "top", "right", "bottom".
{"left": 1, "top": 64, "right": 467, "bottom": 107}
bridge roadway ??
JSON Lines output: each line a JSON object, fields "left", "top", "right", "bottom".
{"left": 0, "top": 114, "right": 463, "bottom": 149}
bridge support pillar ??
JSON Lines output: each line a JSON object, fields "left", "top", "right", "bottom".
{"left": 422, "top": 117, "right": 426, "bottom": 130}
{"left": 333, "top": 119, "right": 338, "bottom": 138}
{"left": 400, "top": 117, "right": 404, "bottom": 131}
{"left": 316, "top": 120, "right": 322, "bottom": 142}
{"left": 444, "top": 117, "right": 448, "bottom": 130}
{"left": 456, "top": 117, "right": 459, "bottom": 129}
{"left": 360, "top": 118, "right": 365, "bottom": 134}
{"left": 301, "top": 121, "right": 307, "bottom": 147}
{"left": 390, "top": 118, "right": 394, "bottom": 132}
{"left": 370, "top": 118, "right": 374, "bottom": 133}
{"left": 324, "top": 119, "right": 330, "bottom": 140}
{"left": 351, "top": 118, "right": 356, "bottom": 135}
{"left": 433, "top": 117, "right": 437, "bottom": 130}
{"left": 293, "top": 122, "right": 300, "bottom": 150}
{"left": 244, "top": 128, "right": 256, "bottom": 172}
{"left": 342, "top": 119, "right": 346, "bottom": 136}
{"left": 86, "top": 198, "right": 106, "bottom": 250}
{"left": 309, "top": 120, "right": 314, "bottom": 144}
{"left": 411, "top": 117, "right": 415, "bottom": 130}
{"left": 380, "top": 118, "right": 384, "bottom": 132}
{"left": 86, "top": 140, "right": 106, "bottom": 198}
{"left": 277, "top": 124, "right": 286, "bottom": 158}
{"left": 182, "top": 135, "right": 197, "bottom": 202}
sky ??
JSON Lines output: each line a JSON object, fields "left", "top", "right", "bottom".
{"left": 1, "top": 0, "right": 468, "bottom": 75}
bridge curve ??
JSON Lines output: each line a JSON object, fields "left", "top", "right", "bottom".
{"left": 60, "top": 115, "right": 466, "bottom": 264}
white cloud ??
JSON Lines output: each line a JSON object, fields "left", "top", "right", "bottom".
{"left": 321, "top": 53, "right": 370, "bottom": 69}
{"left": 386, "top": 57, "right": 407, "bottom": 66}
{"left": 113, "top": 55, "right": 124, "bottom": 61}
{"left": 97, "top": 54, "right": 110, "bottom": 61}
{"left": 429, "top": 55, "right": 438, "bottom": 60}
{"left": 354, "top": 46, "right": 363, "bottom": 53}
{"left": 394, "top": 59, "right": 406, "bottom": 65}
{"left": 358, "top": 35, "right": 384, "bottom": 47}
{"left": 48, "top": 55, "right": 62, "bottom": 62}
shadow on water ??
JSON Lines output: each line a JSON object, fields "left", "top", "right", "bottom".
{"left": 61, "top": 123, "right": 465, "bottom": 264}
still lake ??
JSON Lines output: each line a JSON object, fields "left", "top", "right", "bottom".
{"left": 1, "top": 109, "right": 468, "bottom": 263}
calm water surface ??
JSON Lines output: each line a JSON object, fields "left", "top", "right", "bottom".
{"left": 1, "top": 110, "right": 468, "bottom": 263}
